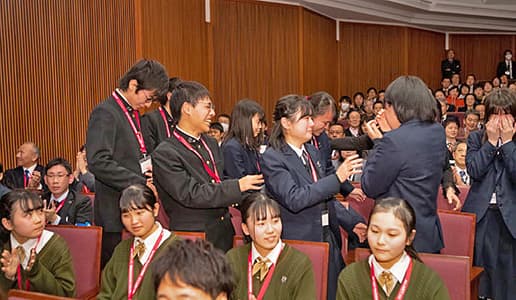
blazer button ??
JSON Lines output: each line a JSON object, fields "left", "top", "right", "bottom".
{"left": 211, "top": 179, "right": 215, "bottom": 183}
{"left": 220, "top": 216, "right": 224, "bottom": 221}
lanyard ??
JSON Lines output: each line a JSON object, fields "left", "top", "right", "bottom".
{"left": 172, "top": 130, "right": 221, "bottom": 183}
{"left": 312, "top": 137, "right": 319, "bottom": 150}
{"left": 17, "top": 235, "right": 42, "bottom": 290}
{"left": 255, "top": 151, "right": 261, "bottom": 173}
{"left": 158, "top": 106, "right": 171, "bottom": 138}
{"left": 54, "top": 199, "right": 66, "bottom": 214}
{"left": 112, "top": 91, "right": 148, "bottom": 156}
{"left": 128, "top": 230, "right": 164, "bottom": 300}
{"left": 247, "top": 247, "right": 282, "bottom": 300}
{"left": 304, "top": 151, "right": 318, "bottom": 182}
{"left": 370, "top": 258, "right": 413, "bottom": 300}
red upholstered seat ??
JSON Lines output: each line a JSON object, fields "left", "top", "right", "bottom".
{"left": 46, "top": 225, "right": 102, "bottom": 300}
{"left": 437, "top": 186, "right": 469, "bottom": 211}
{"left": 437, "top": 209, "right": 476, "bottom": 264}
{"left": 173, "top": 231, "right": 206, "bottom": 241}
{"left": 8, "top": 290, "right": 74, "bottom": 300}
{"left": 229, "top": 206, "right": 243, "bottom": 236}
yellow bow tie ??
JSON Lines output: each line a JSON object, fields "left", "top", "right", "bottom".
{"left": 252, "top": 257, "right": 271, "bottom": 281}
{"left": 133, "top": 240, "right": 146, "bottom": 259}
{"left": 16, "top": 246, "right": 26, "bottom": 264}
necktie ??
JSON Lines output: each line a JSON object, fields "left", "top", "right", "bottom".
{"left": 16, "top": 246, "right": 26, "bottom": 265}
{"left": 133, "top": 240, "right": 146, "bottom": 260}
{"left": 302, "top": 150, "right": 312, "bottom": 175}
{"left": 378, "top": 271, "right": 395, "bottom": 296}
{"left": 252, "top": 257, "right": 271, "bottom": 281}
{"left": 24, "top": 169, "right": 30, "bottom": 187}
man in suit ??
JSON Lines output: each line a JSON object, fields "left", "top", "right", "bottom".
{"left": 42, "top": 157, "right": 92, "bottom": 226}
{"left": 152, "top": 81, "right": 263, "bottom": 252}
{"left": 441, "top": 49, "right": 461, "bottom": 79}
{"left": 361, "top": 76, "right": 447, "bottom": 253}
{"left": 86, "top": 59, "right": 169, "bottom": 267}
{"left": 2, "top": 142, "right": 45, "bottom": 191}
{"left": 496, "top": 49, "right": 515, "bottom": 79}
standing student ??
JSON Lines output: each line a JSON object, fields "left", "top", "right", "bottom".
{"left": 337, "top": 197, "right": 450, "bottom": 300}
{"left": 463, "top": 88, "right": 516, "bottom": 300}
{"left": 262, "top": 95, "right": 363, "bottom": 300}
{"left": 0, "top": 190, "right": 75, "bottom": 297}
{"left": 86, "top": 59, "right": 169, "bottom": 267}
{"left": 152, "top": 81, "right": 264, "bottom": 252}
{"left": 222, "top": 99, "right": 265, "bottom": 180}
{"left": 226, "top": 193, "right": 316, "bottom": 300}
{"left": 98, "top": 184, "right": 178, "bottom": 300}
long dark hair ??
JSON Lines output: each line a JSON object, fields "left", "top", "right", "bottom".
{"left": 224, "top": 99, "right": 265, "bottom": 150}
{"left": 0, "top": 190, "right": 44, "bottom": 243}
{"left": 482, "top": 88, "right": 516, "bottom": 143}
{"left": 269, "top": 95, "right": 313, "bottom": 150}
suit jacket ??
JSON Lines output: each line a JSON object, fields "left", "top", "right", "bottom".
{"left": 86, "top": 94, "right": 147, "bottom": 232}
{"left": 2, "top": 165, "right": 47, "bottom": 191}
{"left": 441, "top": 59, "right": 461, "bottom": 78}
{"left": 152, "top": 130, "right": 242, "bottom": 252}
{"left": 42, "top": 190, "right": 92, "bottom": 225}
{"left": 496, "top": 60, "right": 516, "bottom": 79}
{"left": 463, "top": 131, "right": 516, "bottom": 238}
{"left": 361, "top": 120, "right": 446, "bottom": 253}
{"left": 344, "top": 128, "right": 362, "bottom": 137}
{"left": 222, "top": 137, "right": 261, "bottom": 179}
{"left": 141, "top": 106, "right": 174, "bottom": 154}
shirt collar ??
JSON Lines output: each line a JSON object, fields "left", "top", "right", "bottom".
{"left": 11, "top": 230, "right": 54, "bottom": 269}
{"left": 115, "top": 88, "right": 134, "bottom": 112}
{"left": 51, "top": 189, "right": 69, "bottom": 203}
{"left": 369, "top": 251, "right": 410, "bottom": 284}
{"left": 133, "top": 222, "right": 171, "bottom": 264}
{"left": 23, "top": 164, "right": 37, "bottom": 174}
{"left": 251, "top": 240, "right": 284, "bottom": 266}
{"left": 287, "top": 143, "right": 306, "bottom": 159}
{"left": 175, "top": 126, "right": 201, "bottom": 142}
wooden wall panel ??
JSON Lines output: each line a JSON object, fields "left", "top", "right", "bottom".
{"left": 0, "top": 0, "right": 136, "bottom": 169}
{"left": 339, "top": 23, "right": 406, "bottom": 98}
{"left": 407, "top": 28, "right": 445, "bottom": 89}
{"left": 450, "top": 34, "right": 515, "bottom": 82}
{"left": 302, "top": 9, "right": 338, "bottom": 99}
{"left": 212, "top": 0, "right": 300, "bottom": 121}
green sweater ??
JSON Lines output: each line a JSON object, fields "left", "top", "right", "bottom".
{"left": 226, "top": 243, "right": 316, "bottom": 300}
{"left": 0, "top": 233, "right": 76, "bottom": 297}
{"left": 337, "top": 259, "right": 450, "bottom": 300}
{"left": 98, "top": 234, "right": 179, "bottom": 300}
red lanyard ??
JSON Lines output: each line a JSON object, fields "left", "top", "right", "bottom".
{"left": 255, "top": 151, "right": 261, "bottom": 173}
{"left": 113, "top": 91, "right": 148, "bottom": 156}
{"left": 54, "top": 199, "right": 66, "bottom": 214}
{"left": 247, "top": 247, "right": 283, "bottom": 300}
{"left": 172, "top": 130, "right": 221, "bottom": 183}
{"left": 128, "top": 230, "right": 164, "bottom": 300}
{"left": 370, "top": 257, "right": 413, "bottom": 300}
{"left": 304, "top": 151, "right": 318, "bottom": 182}
{"left": 16, "top": 235, "right": 42, "bottom": 290}
{"left": 81, "top": 184, "right": 91, "bottom": 194}
{"left": 312, "top": 137, "right": 319, "bottom": 150}
{"left": 158, "top": 106, "right": 171, "bottom": 138}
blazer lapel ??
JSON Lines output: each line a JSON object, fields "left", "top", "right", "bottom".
{"left": 306, "top": 146, "right": 323, "bottom": 180}
{"left": 281, "top": 145, "right": 314, "bottom": 183}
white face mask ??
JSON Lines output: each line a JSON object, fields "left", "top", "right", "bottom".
{"left": 506, "top": 54, "right": 512, "bottom": 61}
{"left": 220, "top": 122, "right": 229, "bottom": 133}
{"left": 341, "top": 103, "right": 350, "bottom": 111}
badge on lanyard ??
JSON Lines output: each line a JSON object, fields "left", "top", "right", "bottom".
{"left": 139, "top": 156, "right": 152, "bottom": 174}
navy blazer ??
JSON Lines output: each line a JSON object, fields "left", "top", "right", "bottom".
{"left": 463, "top": 131, "right": 516, "bottom": 238}
{"left": 222, "top": 137, "right": 261, "bottom": 179}
{"left": 361, "top": 120, "right": 446, "bottom": 253}
{"left": 2, "top": 165, "right": 47, "bottom": 191}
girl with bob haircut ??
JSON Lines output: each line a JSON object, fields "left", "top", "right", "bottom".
{"left": 337, "top": 197, "right": 450, "bottom": 300}
{"left": 262, "top": 94, "right": 363, "bottom": 300}
{"left": 99, "top": 184, "right": 178, "bottom": 300}
{"left": 0, "top": 190, "right": 75, "bottom": 297}
{"left": 462, "top": 88, "right": 516, "bottom": 300}
{"left": 223, "top": 99, "right": 266, "bottom": 179}
{"left": 226, "top": 193, "right": 316, "bottom": 300}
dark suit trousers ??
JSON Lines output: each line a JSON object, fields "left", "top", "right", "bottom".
{"left": 101, "top": 232, "right": 122, "bottom": 269}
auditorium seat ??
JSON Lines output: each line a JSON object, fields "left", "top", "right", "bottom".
{"left": 438, "top": 209, "right": 476, "bottom": 264}
{"left": 437, "top": 186, "right": 469, "bottom": 211}
{"left": 173, "top": 231, "right": 206, "bottom": 241}
{"left": 229, "top": 206, "right": 243, "bottom": 236}
{"left": 7, "top": 290, "right": 74, "bottom": 300}
{"left": 156, "top": 196, "right": 170, "bottom": 230}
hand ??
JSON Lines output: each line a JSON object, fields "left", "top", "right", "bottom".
{"left": 485, "top": 116, "right": 500, "bottom": 146}
{"left": 25, "top": 249, "right": 36, "bottom": 272}
{"left": 375, "top": 109, "right": 392, "bottom": 133}
{"left": 451, "top": 166, "right": 466, "bottom": 187}
{"left": 238, "top": 174, "right": 264, "bottom": 192}
{"left": 27, "top": 171, "right": 41, "bottom": 189}
{"left": 365, "top": 119, "right": 383, "bottom": 140}
{"left": 353, "top": 223, "right": 368, "bottom": 243}
{"left": 76, "top": 151, "right": 88, "bottom": 174}
{"left": 445, "top": 187, "right": 462, "bottom": 211}
{"left": 146, "top": 180, "right": 158, "bottom": 197}
{"left": 347, "top": 188, "right": 365, "bottom": 202}
{"left": 42, "top": 200, "right": 57, "bottom": 223}
{"left": 335, "top": 154, "right": 363, "bottom": 183}
{"left": 0, "top": 249, "right": 20, "bottom": 279}
{"left": 500, "top": 114, "right": 515, "bottom": 143}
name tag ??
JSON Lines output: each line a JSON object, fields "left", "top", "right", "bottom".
{"left": 489, "top": 193, "right": 497, "bottom": 204}
{"left": 321, "top": 212, "right": 329, "bottom": 227}
{"left": 139, "top": 156, "right": 152, "bottom": 174}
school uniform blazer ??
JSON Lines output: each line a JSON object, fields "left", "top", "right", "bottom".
{"left": 441, "top": 59, "right": 461, "bottom": 78}
{"left": 463, "top": 131, "right": 516, "bottom": 238}
{"left": 222, "top": 137, "right": 261, "bottom": 179}
{"left": 141, "top": 107, "right": 174, "bottom": 154}
{"left": 361, "top": 120, "right": 446, "bottom": 253}
{"left": 262, "top": 143, "right": 347, "bottom": 243}
{"left": 2, "top": 165, "right": 46, "bottom": 190}
{"left": 86, "top": 95, "right": 147, "bottom": 232}
{"left": 152, "top": 132, "right": 242, "bottom": 251}
{"left": 42, "top": 190, "right": 92, "bottom": 225}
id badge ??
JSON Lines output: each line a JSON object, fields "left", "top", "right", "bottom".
{"left": 139, "top": 156, "right": 152, "bottom": 174}
{"left": 321, "top": 211, "right": 329, "bottom": 227}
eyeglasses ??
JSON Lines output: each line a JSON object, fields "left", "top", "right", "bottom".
{"left": 197, "top": 101, "right": 216, "bottom": 111}
{"left": 141, "top": 90, "right": 158, "bottom": 103}
{"left": 46, "top": 173, "right": 69, "bottom": 180}
{"left": 329, "top": 130, "right": 344, "bottom": 135}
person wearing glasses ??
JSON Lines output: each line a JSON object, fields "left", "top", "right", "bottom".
{"left": 42, "top": 158, "right": 92, "bottom": 226}
{"left": 86, "top": 59, "right": 169, "bottom": 267}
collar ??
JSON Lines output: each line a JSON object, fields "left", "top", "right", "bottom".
{"left": 51, "top": 189, "right": 69, "bottom": 203}
{"left": 115, "top": 88, "right": 134, "bottom": 112}
{"left": 369, "top": 251, "right": 410, "bottom": 287}
{"left": 287, "top": 143, "right": 306, "bottom": 159}
{"left": 23, "top": 164, "right": 37, "bottom": 174}
{"left": 175, "top": 126, "right": 201, "bottom": 142}
{"left": 161, "top": 105, "right": 174, "bottom": 123}
{"left": 133, "top": 222, "right": 171, "bottom": 265}
{"left": 349, "top": 127, "right": 360, "bottom": 137}
{"left": 11, "top": 230, "right": 54, "bottom": 269}
{"left": 251, "top": 240, "right": 283, "bottom": 267}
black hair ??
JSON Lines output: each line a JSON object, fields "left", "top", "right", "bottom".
{"left": 218, "top": 113, "right": 231, "bottom": 121}
{"left": 339, "top": 95, "right": 352, "bottom": 104}
{"left": 443, "top": 115, "right": 460, "bottom": 129}
{"left": 308, "top": 91, "right": 336, "bottom": 117}
{"left": 158, "top": 77, "right": 183, "bottom": 106}
{"left": 483, "top": 88, "right": 516, "bottom": 143}
{"left": 209, "top": 122, "right": 224, "bottom": 133}
{"left": 269, "top": 94, "right": 313, "bottom": 150}
{"left": 464, "top": 109, "right": 480, "bottom": 120}
{"left": 45, "top": 157, "right": 72, "bottom": 175}
{"left": 504, "top": 49, "right": 513, "bottom": 56}
{"left": 119, "top": 184, "right": 157, "bottom": 213}
{"left": 0, "top": 163, "right": 3, "bottom": 173}
{"left": 466, "top": 73, "right": 476, "bottom": 81}
{"left": 119, "top": 59, "right": 169, "bottom": 100}
{"left": 352, "top": 92, "right": 365, "bottom": 108}
{"left": 151, "top": 239, "right": 234, "bottom": 299}
{"left": 239, "top": 193, "right": 281, "bottom": 243}
{"left": 367, "top": 87, "right": 378, "bottom": 95}
{"left": 170, "top": 81, "right": 211, "bottom": 123}
{"left": 0, "top": 190, "right": 44, "bottom": 243}
{"left": 224, "top": 99, "right": 265, "bottom": 149}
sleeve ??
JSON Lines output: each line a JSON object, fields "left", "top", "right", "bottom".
{"left": 441, "top": 158, "right": 459, "bottom": 196}
{"left": 455, "top": 60, "right": 461, "bottom": 74}
{"left": 466, "top": 131, "right": 497, "bottom": 180}
{"left": 330, "top": 135, "right": 373, "bottom": 152}
{"left": 262, "top": 150, "right": 341, "bottom": 213}
{"left": 26, "top": 237, "right": 76, "bottom": 297}
{"left": 97, "top": 248, "right": 119, "bottom": 300}
{"left": 78, "top": 172, "right": 96, "bottom": 192}
{"left": 74, "top": 195, "right": 93, "bottom": 225}
{"left": 1, "top": 170, "right": 17, "bottom": 190}
{"left": 152, "top": 144, "right": 242, "bottom": 209}
{"left": 501, "top": 141, "right": 516, "bottom": 183}
{"left": 141, "top": 114, "right": 158, "bottom": 154}
{"left": 496, "top": 62, "right": 505, "bottom": 78}
{"left": 291, "top": 256, "right": 317, "bottom": 300}
{"left": 222, "top": 141, "right": 247, "bottom": 179}
{"left": 336, "top": 270, "right": 354, "bottom": 300}
{"left": 86, "top": 106, "right": 146, "bottom": 191}
{"left": 333, "top": 202, "right": 365, "bottom": 233}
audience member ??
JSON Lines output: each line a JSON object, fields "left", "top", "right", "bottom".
{"left": 492, "top": 76, "right": 501, "bottom": 89}
{"left": 451, "top": 73, "right": 461, "bottom": 89}
{"left": 86, "top": 59, "right": 169, "bottom": 267}
{"left": 208, "top": 122, "right": 224, "bottom": 147}
{"left": 463, "top": 109, "right": 480, "bottom": 139}
{"left": 366, "top": 87, "right": 377, "bottom": 101}
{"left": 344, "top": 110, "right": 363, "bottom": 137}
{"left": 496, "top": 49, "right": 515, "bottom": 79}
{"left": 328, "top": 123, "right": 345, "bottom": 140}
{"left": 446, "top": 86, "right": 463, "bottom": 111}
{"left": 0, "top": 165, "right": 9, "bottom": 199}
{"left": 463, "top": 88, "right": 515, "bottom": 300}
{"left": 217, "top": 113, "right": 231, "bottom": 133}
{"left": 451, "top": 142, "right": 469, "bottom": 186}
{"left": 443, "top": 117, "right": 460, "bottom": 157}
{"left": 458, "top": 84, "right": 469, "bottom": 100}
{"left": 474, "top": 84, "right": 485, "bottom": 103}
{"left": 465, "top": 73, "right": 476, "bottom": 93}
{"left": 509, "top": 82, "right": 516, "bottom": 93}
{"left": 2, "top": 142, "right": 45, "bottom": 191}
{"left": 440, "top": 77, "right": 452, "bottom": 96}
{"left": 42, "top": 158, "right": 92, "bottom": 226}
{"left": 441, "top": 49, "right": 461, "bottom": 79}
{"left": 458, "top": 93, "right": 476, "bottom": 112}
{"left": 351, "top": 92, "right": 365, "bottom": 112}
{"left": 337, "top": 96, "right": 352, "bottom": 120}
{"left": 475, "top": 103, "right": 486, "bottom": 127}
{"left": 372, "top": 101, "right": 384, "bottom": 116}
{"left": 483, "top": 81, "right": 493, "bottom": 95}
{"left": 363, "top": 98, "right": 375, "bottom": 119}
{"left": 72, "top": 145, "right": 95, "bottom": 193}
{"left": 500, "top": 74, "right": 509, "bottom": 88}
{"left": 377, "top": 90, "right": 386, "bottom": 102}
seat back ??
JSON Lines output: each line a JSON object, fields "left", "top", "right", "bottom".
{"left": 233, "top": 236, "right": 328, "bottom": 300}
{"left": 46, "top": 225, "right": 102, "bottom": 300}
{"left": 7, "top": 290, "right": 74, "bottom": 300}
{"left": 83, "top": 193, "right": 95, "bottom": 225}
{"left": 156, "top": 195, "right": 170, "bottom": 230}
{"left": 229, "top": 206, "right": 243, "bottom": 236}
{"left": 437, "top": 186, "right": 469, "bottom": 211}
{"left": 173, "top": 231, "right": 206, "bottom": 241}
{"left": 438, "top": 209, "right": 476, "bottom": 264}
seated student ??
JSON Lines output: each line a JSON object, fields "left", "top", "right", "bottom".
{"left": 458, "top": 93, "right": 477, "bottom": 112}
{"left": 337, "top": 197, "right": 450, "bottom": 300}
{"left": 226, "top": 193, "right": 316, "bottom": 300}
{"left": 99, "top": 184, "right": 178, "bottom": 300}
{"left": 42, "top": 158, "right": 92, "bottom": 226}
{"left": 151, "top": 239, "right": 233, "bottom": 300}
{"left": 0, "top": 190, "right": 75, "bottom": 297}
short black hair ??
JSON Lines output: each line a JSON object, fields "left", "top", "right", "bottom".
{"left": 151, "top": 239, "right": 234, "bottom": 299}
{"left": 209, "top": 122, "right": 224, "bottom": 133}
{"left": 0, "top": 190, "right": 43, "bottom": 243}
{"left": 158, "top": 77, "right": 183, "bottom": 105}
{"left": 443, "top": 115, "right": 460, "bottom": 129}
{"left": 45, "top": 157, "right": 72, "bottom": 175}
{"left": 170, "top": 81, "right": 211, "bottom": 122}
{"left": 119, "top": 59, "right": 169, "bottom": 99}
